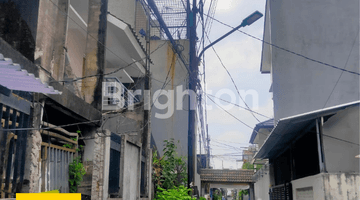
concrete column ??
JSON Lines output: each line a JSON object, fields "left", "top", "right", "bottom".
{"left": 82, "top": 0, "right": 108, "bottom": 110}
{"left": 22, "top": 102, "right": 44, "bottom": 193}
{"left": 90, "top": 130, "right": 110, "bottom": 200}
{"left": 52, "top": 0, "right": 69, "bottom": 81}
{"left": 35, "top": 0, "right": 69, "bottom": 82}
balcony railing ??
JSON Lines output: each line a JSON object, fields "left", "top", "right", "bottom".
{"left": 102, "top": 77, "right": 140, "bottom": 111}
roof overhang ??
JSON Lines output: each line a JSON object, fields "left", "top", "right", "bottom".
{"left": 249, "top": 118, "right": 274, "bottom": 144}
{"left": 106, "top": 14, "right": 146, "bottom": 77}
{"left": 260, "top": 0, "right": 271, "bottom": 74}
{"left": 254, "top": 101, "right": 360, "bottom": 159}
{"left": 0, "top": 54, "right": 61, "bottom": 94}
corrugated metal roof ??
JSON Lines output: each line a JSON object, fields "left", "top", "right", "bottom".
{"left": 200, "top": 169, "right": 254, "bottom": 183}
{"left": 0, "top": 53, "right": 61, "bottom": 94}
{"left": 254, "top": 101, "right": 360, "bottom": 159}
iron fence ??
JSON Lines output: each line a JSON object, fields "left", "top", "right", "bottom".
{"left": 0, "top": 103, "right": 30, "bottom": 198}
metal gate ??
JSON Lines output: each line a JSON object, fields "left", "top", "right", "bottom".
{"left": 0, "top": 103, "right": 30, "bottom": 198}
{"left": 269, "top": 183, "right": 293, "bottom": 200}
{"left": 40, "top": 122, "right": 78, "bottom": 193}
{"left": 108, "top": 133, "right": 121, "bottom": 197}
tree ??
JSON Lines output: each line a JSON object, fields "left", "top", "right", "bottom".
{"left": 153, "top": 139, "right": 190, "bottom": 199}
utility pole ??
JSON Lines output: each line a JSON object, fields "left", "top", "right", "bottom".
{"left": 143, "top": 15, "right": 152, "bottom": 198}
{"left": 187, "top": 0, "right": 197, "bottom": 188}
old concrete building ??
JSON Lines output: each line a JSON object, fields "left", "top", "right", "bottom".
{"left": 0, "top": 0, "right": 105, "bottom": 198}
{"left": 254, "top": 0, "right": 360, "bottom": 199}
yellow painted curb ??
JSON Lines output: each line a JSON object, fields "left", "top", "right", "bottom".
{"left": 16, "top": 193, "right": 81, "bottom": 200}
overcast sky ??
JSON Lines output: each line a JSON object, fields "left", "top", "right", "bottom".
{"left": 200, "top": 0, "right": 273, "bottom": 169}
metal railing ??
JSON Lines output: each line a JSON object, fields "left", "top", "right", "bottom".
{"left": 269, "top": 183, "right": 293, "bottom": 200}
{"left": 102, "top": 77, "right": 140, "bottom": 111}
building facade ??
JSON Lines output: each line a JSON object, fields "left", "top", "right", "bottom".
{"left": 254, "top": 0, "right": 360, "bottom": 199}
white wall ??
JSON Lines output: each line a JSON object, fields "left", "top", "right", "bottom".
{"left": 291, "top": 174, "right": 325, "bottom": 200}
{"left": 322, "top": 106, "right": 359, "bottom": 173}
{"left": 254, "top": 172, "right": 270, "bottom": 200}
{"left": 150, "top": 40, "right": 190, "bottom": 157}
{"left": 265, "top": 0, "right": 359, "bottom": 121}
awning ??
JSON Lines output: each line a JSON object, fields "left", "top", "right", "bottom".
{"left": 254, "top": 101, "right": 360, "bottom": 159}
{"left": 0, "top": 54, "right": 61, "bottom": 94}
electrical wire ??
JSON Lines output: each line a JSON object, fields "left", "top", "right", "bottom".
{"left": 204, "top": 93, "right": 272, "bottom": 119}
{"left": 48, "top": 0, "right": 190, "bottom": 86}
{"left": 322, "top": 31, "right": 359, "bottom": 108}
{"left": 205, "top": 14, "right": 360, "bottom": 76}
{"left": 1, "top": 120, "right": 101, "bottom": 131}
{"left": 204, "top": 31, "right": 261, "bottom": 122}
{"left": 206, "top": 95, "right": 268, "bottom": 137}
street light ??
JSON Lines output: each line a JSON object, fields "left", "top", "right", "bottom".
{"left": 198, "top": 11, "right": 263, "bottom": 59}
{"left": 240, "top": 11, "right": 263, "bottom": 27}
{"left": 187, "top": 9, "right": 263, "bottom": 188}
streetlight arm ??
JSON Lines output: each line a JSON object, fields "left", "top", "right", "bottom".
{"left": 198, "top": 11, "right": 263, "bottom": 60}
{"left": 198, "top": 23, "right": 245, "bottom": 59}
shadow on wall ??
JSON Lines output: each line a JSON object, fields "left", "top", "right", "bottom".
{"left": 0, "top": 1, "right": 38, "bottom": 61}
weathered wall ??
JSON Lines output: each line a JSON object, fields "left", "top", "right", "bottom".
{"left": 291, "top": 173, "right": 360, "bottom": 200}
{"left": 35, "top": 0, "right": 69, "bottom": 82}
{"left": 90, "top": 132, "right": 111, "bottom": 200}
{"left": 266, "top": 0, "right": 359, "bottom": 121}
{"left": 322, "top": 106, "right": 359, "bottom": 173}
{"left": 322, "top": 173, "right": 359, "bottom": 200}
{"left": 108, "top": 0, "right": 136, "bottom": 27}
{"left": 150, "top": 40, "right": 190, "bottom": 157}
{"left": 102, "top": 103, "right": 144, "bottom": 143}
{"left": 21, "top": 103, "right": 43, "bottom": 193}
{"left": 82, "top": 0, "right": 108, "bottom": 110}
{"left": 122, "top": 139, "right": 141, "bottom": 200}
{"left": 291, "top": 174, "right": 325, "bottom": 200}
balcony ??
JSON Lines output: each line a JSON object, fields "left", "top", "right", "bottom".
{"left": 102, "top": 77, "right": 140, "bottom": 111}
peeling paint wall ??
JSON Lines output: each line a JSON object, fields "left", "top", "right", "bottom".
{"left": 35, "top": 0, "right": 69, "bottom": 82}
{"left": 323, "top": 173, "right": 359, "bottom": 200}
{"left": 81, "top": 0, "right": 108, "bottom": 110}
{"left": 291, "top": 173, "right": 360, "bottom": 200}
{"left": 21, "top": 103, "right": 43, "bottom": 193}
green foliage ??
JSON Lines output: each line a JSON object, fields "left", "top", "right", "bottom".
{"left": 76, "top": 145, "right": 84, "bottom": 152}
{"left": 155, "top": 186, "right": 196, "bottom": 200}
{"left": 41, "top": 189, "right": 60, "bottom": 193}
{"left": 213, "top": 193, "right": 222, "bottom": 200}
{"left": 63, "top": 143, "right": 73, "bottom": 149}
{"left": 153, "top": 139, "right": 187, "bottom": 190}
{"left": 153, "top": 139, "right": 189, "bottom": 198}
{"left": 199, "top": 197, "right": 207, "bottom": 200}
{"left": 238, "top": 190, "right": 249, "bottom": 200}
{"left": 242, "top": 162, "right": 263, "bottom": 170}
{"left": 69, "top": 156, "right": 86, "bottom": 193}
